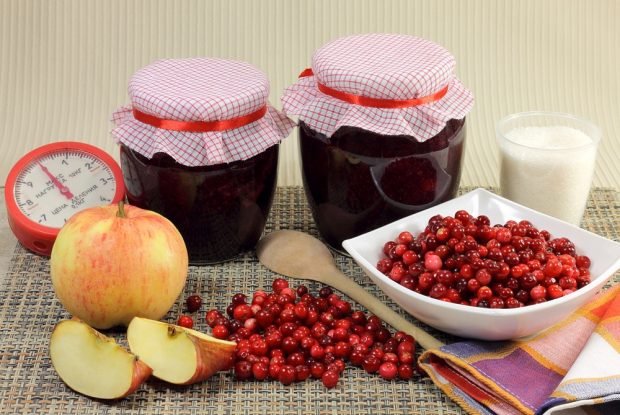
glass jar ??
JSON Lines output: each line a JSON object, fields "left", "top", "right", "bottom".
{"left": 282, "top": 34, "right": 474, "bottom": 250}
{"left": 120, "top": 144, "right": 279, "bottom": 263}
{"left": 300, "top": 119, "right": 465, "bottom": 250}
{"left": 112, "top": 58, "right": 294, "bottom": 264}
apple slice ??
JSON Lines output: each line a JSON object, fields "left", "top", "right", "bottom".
{"left": 127, "top": 317, "right": 236, "bottom": 385}
{"left": 49, "top": 319, "right": 152, "bottom": 399}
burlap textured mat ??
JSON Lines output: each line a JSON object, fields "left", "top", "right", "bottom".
{"left": 0, "top": 187, "right": 617, "bottom": 414}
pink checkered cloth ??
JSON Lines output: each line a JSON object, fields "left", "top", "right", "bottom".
{"left": 281, "top": 33, "right": 474, "bottom": 140}
{"left": 419, "top": 284, "right": 620, "bottom": 415}
{"left": 112, "top": 58, "right": 294, "bottom": 166}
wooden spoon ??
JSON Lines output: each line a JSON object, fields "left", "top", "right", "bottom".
{"left": 256, "top": 230, "right": 445, "bottom": 350}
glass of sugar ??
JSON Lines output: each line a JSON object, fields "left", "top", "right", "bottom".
{"left": 496, "top": 112, "right": 601, "bottom": 226}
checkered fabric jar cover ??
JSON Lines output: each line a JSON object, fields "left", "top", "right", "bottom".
{"left": 281, "top": 33, "right": 474, "bottom": 141}
{"left": 112, "top": 58, "right": 295, "bottom": 166}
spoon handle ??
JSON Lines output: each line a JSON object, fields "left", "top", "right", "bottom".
{"left": 324, "top": 268, "right": 445, "bottom": 350}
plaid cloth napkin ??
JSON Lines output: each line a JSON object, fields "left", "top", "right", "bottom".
{"left": 419, "top": 284, "right": 620, "bottom": 415}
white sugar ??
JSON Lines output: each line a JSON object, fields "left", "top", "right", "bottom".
{"left": 505, "top": 126, "right": 592, "bottom": 150}
{"left": 499, "top": 125, "right": 597, "bottom": 225}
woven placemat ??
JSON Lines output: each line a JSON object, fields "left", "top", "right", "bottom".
{"left": 0, "top": 187, "right": 618, "bottom": 415}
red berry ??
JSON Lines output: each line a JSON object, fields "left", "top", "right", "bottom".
{"left": 389, "top": 266, "right": 406, "bottom": 282}
{"left": 272, "top": 278, "right": 289, "bottom": 294}
{"left": 424, "top": 253, "right": 442, "bottom": 271}
{"left": 233, "top": 304, "right": 253, "bottom": 322}
{"left": 177, "top": 315, "right": 193, "bottom": 329}
{"left": 319, "top": 287, "right": 333, "bottom": 298}
{"left": 398, "top": 364, "right": 415, "bottom": 380}
{"left": 576, "top": 255, "right": 591, "bottom": 268}
{"left": 402, "top": 250, "right": 419, "bottom": 265}
{"left": 234, "top": 360, "right": 253, "bottom": 380}
{"left": 547, "top": 284, "right": 564, "bottom": 299}
{"left": 252, "top": 362, "right": 269, "bottom": 380}
{"left": 398, "top": 231, "right": 414, "bottom": 244}
{"left": 310, "top": 361, "right": 325, "bottom": 379}
{"left": 281, "top": 287, "right": 296, "bottom": 301}
{"left": 212, "top": 324, "right": 229, "bottom": 339}
{"left": 530, "top": 285, "right": 547, "bottom": 301}
{"left": 378, "top": 362, "right": 398, "bottom": 380}
{"left": 268, "top": 363, "right": 282, "bottom": 380}
{"left": 321, "top": 370, "right": 340, "bottom": 389}
{"left": 231, "top": 293, "right": 247, "bottom": 305}
{"left": 377, "top": 210, "right": 591, "bottom": 308}
{"left": 295, "top": 365, "right": 311, "bottom": 382}
{"left": 185, "top": 295, "right": 202, "bottom": 312}
{"left": 278, "top": 365, "right": 296, "bottom": 385}
{"left": 362, "top": 355, "right": 381, "bottom": 374}
{"left": 205, "top": 309, "right": 222, "bottom": 327}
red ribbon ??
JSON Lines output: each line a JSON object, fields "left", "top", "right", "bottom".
{"left": 299, "top": 68, "right": 448, "bottom": 109}
{"left": 132, "top": 106, "right": 268, "bottom": 132}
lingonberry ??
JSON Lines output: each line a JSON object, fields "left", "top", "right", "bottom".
{"left": 177, "top": 315, "right": 193, "bottom": 329}
{"left": 530, "top": 285, "right": 547, "bottom": 301}
{"left": 280, "top": 287, "right": 296, "bottom": 301}
{"left": 252, "top": 362, "right": 269, "bottom": 380}
{"left": 308, "top": 361, "right": 325, "bottom": 379}
{"left": 398, "top": 231, "right": 414, "bottom": 244}
{"left": 185, "top": 295, "right": 202, "bottom": 312}
{"left": 278, "top": 365, "right": 296, "bottom": 385}
{"left": 362, "top": 355, "right": 381, "bottom": 374}
{"left": 295, "top": 365, "right": 311, "bottom": 382}
{"left": 321, "top": 370, "right": 340, "bottom": 389}
{"left": 231, "top": 293, "right": 248, "bottom": 305}
{"left": 398, "top": 364, "right": 415, "bottom": 380}
{"left": 211, "top": 282, "right": 461, "bottom": 388}
{"left": 375, "top": 210, "right": 592, "bottom": 308}
{"left": 547, "top": 284, "right": 564, "bottom": 299}
{"left": 212, "top": 324, "right": 229, "bottom": 339}
{"left": 424, "top": 253, "right": 442, "bottom": 271}
{"left": 319, "top": 286, "right": 333, "bottom": 298}
{"left": 234, "top": 360, "right": 253, "bottom": 380}
{"left": 233, "top": 304, "right": 253, "bottom": 322}
{"left": 333, "top": 341, "right": 352, "bottom": 358}
{"left": 205, "top": 309, "right": 222, "bottom": 327}
{"left": 378, "top": 362, "right": 398, "bottom": 380}
{"left": 272, "top": 278, "right": 289, "bottom": 294}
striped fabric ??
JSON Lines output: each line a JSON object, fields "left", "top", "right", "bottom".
{"left": 419, "top": 285, "right": 620, "bottom": 415}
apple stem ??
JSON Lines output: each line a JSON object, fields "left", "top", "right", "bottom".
{"left": 117, "top": 200, "right": 126, "bottom": 218}
{"left": 168, "top": 326, "right": 179, "bottom": 337}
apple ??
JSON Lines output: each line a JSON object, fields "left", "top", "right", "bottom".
{"left": 49, "top": 319, "right": 152, "bottom": 399}
{"left": 50, "top": 202, "right": 188, "bottom": 329}
{"left": 127, "top": 317, "right": 237, "bottom": 385}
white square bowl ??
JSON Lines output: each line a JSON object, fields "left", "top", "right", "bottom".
{"left": 342, "top": 188, "right": 620, "bottom": 340}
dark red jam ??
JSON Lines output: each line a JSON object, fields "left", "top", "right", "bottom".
{"left": 120, "top": 144, "right": 279, "bottom": 264}
{"left": 299, "top": 119, "right": 466, "bottom": 250}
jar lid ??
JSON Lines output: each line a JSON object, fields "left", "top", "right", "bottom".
{"left": 112, "top": 58, "right": 294, "bottom": 166}
{"left": 281, "top": 33, "right": 474, "bottom": 141}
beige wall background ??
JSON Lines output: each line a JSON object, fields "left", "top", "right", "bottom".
{"left": 1, "top": 0, "right": 618, "bottom": 189}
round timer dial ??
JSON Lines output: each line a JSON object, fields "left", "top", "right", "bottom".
{"left": 5, "top": 142, "right": 125, "bottom": 256}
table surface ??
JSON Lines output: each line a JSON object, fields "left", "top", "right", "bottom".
{"left": 0, "top": 186, "right": 618, "bottom": 414}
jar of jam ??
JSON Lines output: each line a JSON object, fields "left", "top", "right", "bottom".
{"left": 112, "top": 58, "right": 294, "bottom": 264}
{"left": 282, "top": 34, "right": 474, "bottom": 251}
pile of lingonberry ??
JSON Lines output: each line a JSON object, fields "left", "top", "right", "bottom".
{"left": 377, "top": 210, "right": 592, "bottom": 308}
{"left": 177, "top": 279, "right": 416, "bottom": 389}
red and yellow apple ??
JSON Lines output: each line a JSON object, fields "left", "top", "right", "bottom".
{"left": 50, "top": 202, "right": 188, "bottom": 329}
{"left": 50, "top": 318, "right": 152, "bottom": 399}
{"left": 127, "top": 317, "right": 237, "bottom": 384}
